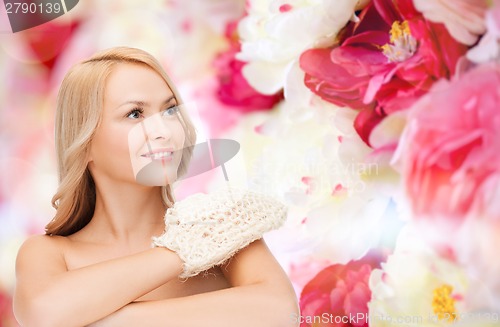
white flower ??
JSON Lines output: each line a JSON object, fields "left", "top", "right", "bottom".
{"left": 246, "top": 96, "right": 400, "bottom": 264}
{"left": 237, "top": 0, "right": 360, "bottom": 95}
{"left": 453, "top": 216, "right": 500, "bottom": 312}
{"left": 467, "top": 0, "right": 500, "bottom": 63}
{"left": 368, "top": 226, "right": 497, "bottom": 327}
{"left": 413, "top": 0, "right": 488, "bottom": 46}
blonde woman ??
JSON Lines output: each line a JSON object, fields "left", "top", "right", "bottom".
{"left": 13, "top": 47, "right": 299, "bottom": 327}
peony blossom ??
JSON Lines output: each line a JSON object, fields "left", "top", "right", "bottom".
{"left": 300, "top": 0, "right": 468, "bottom": 145}
{"left": 213, "top": 20, "right": 284, "bottom": 111}
{"left": 394, "top": 218, "right": 500, "bottom": 316}
{"left": 299, "top": 253, "right": 382, "bottom": 327}
{"left": 368, "top": 227, "right": 471, "bottom": 327}
{"left": 467, "top": 0, "right": 500, "bottom": 63}
{"left": 395, "top": 62, "right": 500, "bottom": 222}
{"left": 237, "top": 0, "right": 360, "bottom": 95}
{"left": 413, "top": 0, "right": 488, "bottom": 46}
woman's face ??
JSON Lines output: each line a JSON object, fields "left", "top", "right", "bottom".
{"left": 88, "top": 63, "right": 186, "bottom": 186}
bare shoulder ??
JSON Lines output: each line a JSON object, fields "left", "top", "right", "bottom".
{"left": 14, "top": 235, "right": 72, "bottom": 324}
{"left": 17, "top": 234, "right": 67, "bottom": 257}
{"left": 16, "top": 234, "right": 69, "bottom": 275}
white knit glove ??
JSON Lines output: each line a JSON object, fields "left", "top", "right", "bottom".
{"left": 152, "top": 186, "right": 287, "bottom": 278}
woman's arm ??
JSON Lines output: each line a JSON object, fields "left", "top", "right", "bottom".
{"left": 91, "top": 239, "right": 300, "bottom": 327}
{"left": 13, "top": 235, "right": 183, "bottom": 327}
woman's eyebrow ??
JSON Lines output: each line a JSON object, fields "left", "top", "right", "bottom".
{"left": 117, "top": 95, "right": 176, "bottom": 109}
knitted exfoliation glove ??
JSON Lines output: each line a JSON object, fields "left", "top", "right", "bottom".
{"left": 152, "top": 186, "right": 288, "bottom": 278}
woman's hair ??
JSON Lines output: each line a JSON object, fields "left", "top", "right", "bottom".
{"left": 45, "top": 46, "right": 197, "bottom": 236}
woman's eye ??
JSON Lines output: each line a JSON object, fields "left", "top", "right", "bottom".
{"left": 126, "top": 109, "right": 143, "bottom": 119}
{"left": 162, "top": 106, "right": 179, "bottom": 117}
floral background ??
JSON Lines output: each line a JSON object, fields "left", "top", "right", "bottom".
{"left": 1, "top": 0, "right": 499, "bottom": 326}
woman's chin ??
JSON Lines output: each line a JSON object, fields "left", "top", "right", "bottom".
{"left": 135, "top": 160, "right": 178, "bottom": 186}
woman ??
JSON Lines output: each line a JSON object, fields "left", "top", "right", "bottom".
{"left": 13, "top": 47, "right": 299, "bottom": 326}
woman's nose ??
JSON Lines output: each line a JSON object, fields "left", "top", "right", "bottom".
{"left": 142, "top": 113, "right": 172, "bottom": 141}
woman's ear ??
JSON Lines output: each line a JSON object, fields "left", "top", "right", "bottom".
{"left": 86, "top": 148, "right": 93, "bottom": 163}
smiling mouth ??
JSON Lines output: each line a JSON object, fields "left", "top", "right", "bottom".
{"left": 141, "top": 151, "right": 174, "bottom": 160}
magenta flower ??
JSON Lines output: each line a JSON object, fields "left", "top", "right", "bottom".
{"left": 300, "top": 0, "right": 468, "bottom": 145}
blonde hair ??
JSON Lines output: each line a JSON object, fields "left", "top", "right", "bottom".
{"left": 46, "top": 47, "right": 197, "bottom": 236}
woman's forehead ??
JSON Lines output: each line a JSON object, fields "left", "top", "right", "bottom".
{"left": 104, "top": 63, "right": 175, "bottom": 106}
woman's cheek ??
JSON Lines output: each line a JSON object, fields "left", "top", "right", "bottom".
{"left": 128, "top": 124, "right": 149, "bottom": 179}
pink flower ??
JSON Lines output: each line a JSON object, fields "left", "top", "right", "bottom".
{"left": 299, "top": 254, "right": 382, "bottom": 326}
{"left": 0, "top": 288, "right": 16, "bottom": 326}
{"left": 22, "top": 20, "right": 80, "bottom": 72}
{"left": 213, "top": 20, "right": 283, "bottom": 112}
{"left": 397, "top": 62, "right": 500, "bottom": 222}
{"left": 413, "top": 0, "right": 489, "bottom": 46}
{"left": 300, "top": 0, "right": 468, "bottom": 145}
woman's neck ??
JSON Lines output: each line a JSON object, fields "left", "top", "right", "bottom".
{"left": 75, "top": 177, "right": 168, "bottom": 247}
